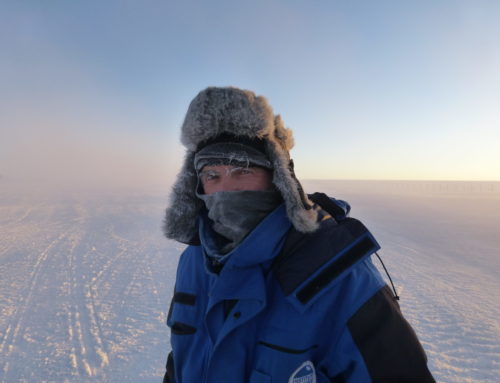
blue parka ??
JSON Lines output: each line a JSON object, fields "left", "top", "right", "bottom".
{"left": 164, "top": 199, "right": 434, "bottom": 383}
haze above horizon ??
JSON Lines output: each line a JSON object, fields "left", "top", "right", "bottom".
{"left": 1, "top": 0, "right": 499, "bottom": 190}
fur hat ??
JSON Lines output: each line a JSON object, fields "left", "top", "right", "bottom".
{"left": 164, "top": 86, "right": 318, "bottom": 244}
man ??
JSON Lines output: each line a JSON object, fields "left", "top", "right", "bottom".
{"left": 163, "top": 87, "right": 435, "bottom": 382}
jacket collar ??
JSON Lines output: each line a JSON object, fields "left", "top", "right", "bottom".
{"left": 199, "top": 203, "right": 291, "bottom": 270}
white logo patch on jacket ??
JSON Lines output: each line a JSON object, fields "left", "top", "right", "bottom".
{"left": 288, "top": 361, "right": 316, "bottom": 383}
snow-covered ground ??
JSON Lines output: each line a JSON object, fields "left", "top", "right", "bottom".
{"left": 0, "top": 191, "right": 180, "bottom": 382}
{"left": 1, "top": 181, "right": 499, "bottom": 382}
{"left": 304, "top": 180, "right": 500, "bottom": 383}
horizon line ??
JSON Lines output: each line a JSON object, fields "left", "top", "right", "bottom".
{"left": 303, "top": 179, "right": 500, "bottom": 182}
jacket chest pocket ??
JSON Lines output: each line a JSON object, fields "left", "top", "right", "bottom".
{"left": 252, "top": 344, "right": 330, "bottom": 383}
{"left": 252, "top": 325, "right": 320, "bottom": 382}
{"left": 250, "top": 369, "right": 272, "bottom": 383}
{"left": 251, "top": 354, "right": 330, "bottom": 383}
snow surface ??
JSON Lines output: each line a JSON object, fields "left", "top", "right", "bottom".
{"left": 1, "top": 181, "right": 499, "bottom": 382}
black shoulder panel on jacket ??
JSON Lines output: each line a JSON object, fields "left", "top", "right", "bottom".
{"left": 272, "top": 216, "right": 373, "bottom": 297}
{"left": 347, "top": 285, "right": 435, "bottom": 383}
{"left": 308, "top": 192, "right": 348, "bottom": 221}
{"left": 295, "top": 235, "right": 377, "bottom": 304}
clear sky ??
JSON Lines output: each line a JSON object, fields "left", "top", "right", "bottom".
{"left": 1, "top": 0, "right": 499, "bottom": 191}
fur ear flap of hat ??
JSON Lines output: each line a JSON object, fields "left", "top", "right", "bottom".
{"left": 163, "top": 86, "right": 318, "bottom": 244}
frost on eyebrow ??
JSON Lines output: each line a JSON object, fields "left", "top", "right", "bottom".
{"left": 201, "top": 169, "right": 218, "bottom": 176}
{"left": 227, "top": 166, "right": 254, "bottom": 176}
{"left": 198, "top": 165, "right": 256, "bottom": 183}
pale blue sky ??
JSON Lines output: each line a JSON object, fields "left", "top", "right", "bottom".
{"left": 1, "top": 0, "right": 499, "bottom": 189}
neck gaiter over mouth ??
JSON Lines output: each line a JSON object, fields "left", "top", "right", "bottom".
{"left": 197, "top": 190, "right": 282, "bottom": 255}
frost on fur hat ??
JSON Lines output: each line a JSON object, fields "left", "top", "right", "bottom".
{"left": 164, "top": 86, "right": 318, "bottom": 244}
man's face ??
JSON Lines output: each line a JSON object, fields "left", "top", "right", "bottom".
{"left": 199, "top": 165, "right": 273, "bottom": 194}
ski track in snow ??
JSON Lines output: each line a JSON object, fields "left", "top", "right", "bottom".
{"left": 1, "top": 182, "right": 499, "bottom": 382}
{"left": 0, "top": 194, "right": 180, "bottom": 382}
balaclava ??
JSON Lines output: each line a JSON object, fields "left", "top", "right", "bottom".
{"left": 194, "top": 140, "right": 282, "bottom": 254}
{"left": 164, "top": 86, "right": 319, "bottom": 245}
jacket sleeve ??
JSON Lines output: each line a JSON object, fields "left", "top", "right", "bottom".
{"left": 326, "top": 285, "right": 435, "bottom": 383}
{"left": 163, "top": 351, "right": 175, "bottom": 383}
{"left": 163, "top": 292, "right": 176, "bottom": 383}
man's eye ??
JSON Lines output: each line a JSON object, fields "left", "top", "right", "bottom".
{"left": 200, "top": 171, "right": 219, "bottom": 182}
{"left": 231, "top": 167, "right": 254, "bottom": 176}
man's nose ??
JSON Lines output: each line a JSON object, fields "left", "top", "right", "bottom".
{"left": 219, "top": 175, "right": 241, "bottom": 192}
